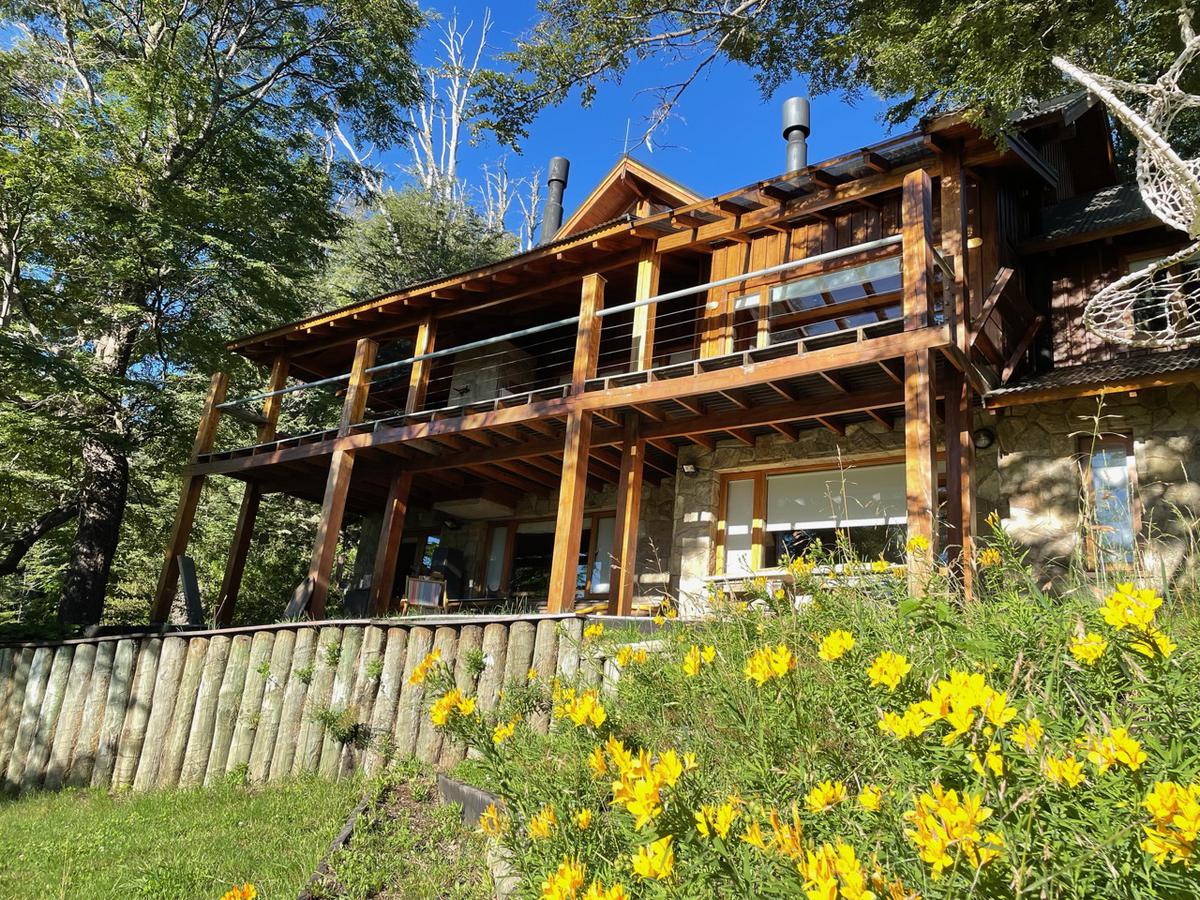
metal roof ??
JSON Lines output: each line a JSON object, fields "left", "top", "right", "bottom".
{"left": 987, "top": 349, "right": 1200, "bottom": 401}
{"left": 1030, "top": 182, "right": 1157, "bottom": 247}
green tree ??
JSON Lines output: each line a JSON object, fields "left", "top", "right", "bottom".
{"left": 0, "top": 0, "right": 424, "bottom": 625}
{"left": 475, "top": 0, "right": 1188, "bottom": 148}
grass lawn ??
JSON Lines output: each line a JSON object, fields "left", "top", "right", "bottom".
{"left": 0, "top": 775, "right": 361, "bottom": 899}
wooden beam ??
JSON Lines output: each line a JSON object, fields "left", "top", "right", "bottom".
{"left": 904, "top": 349, "right": 938, "bottom": 579}
{"left": 214, "top": 354, "right": 290, "bottom": 626}
{"left": 939, "top": 141, "right": 971, "bottom": 351}
{"left": 944, "top": 369, "right": 975, "bottom": 597}
{"left": 405, "top": 315, "right": 438, "bottom": 414}
{"left": 611, "top": 414, "right": 644, "bottom": 616}
{"left": 151, "top": 371, "right": 229, "bottom": 623}
{"left": 901, "top": 169, "right": 935, "bottom": 331}
{"left": 305, "top": 337, "right": 378, "bottom": 618}
{"left": 1001, "top": 316, "right": 1045, "bottom": 384}
{"left": 369, "top": 468, "right": 412, "bottom": 615}
{"left": 630, "top": 242, "right": 661, "bottom": 371}
{"left": 548, "top": 274, "right": 605, "bottom": 612}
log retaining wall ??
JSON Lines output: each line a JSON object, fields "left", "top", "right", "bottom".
{"left": 0, "top": 614, "right": 585, "bottom": 794}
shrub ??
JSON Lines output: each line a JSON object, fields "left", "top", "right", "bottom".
{"left": 426, "top": 532, "right": 1200, "bottom": 898}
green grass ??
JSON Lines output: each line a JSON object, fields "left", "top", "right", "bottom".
{"left": 0, "top": 775, "right": 361, "bottom": 899}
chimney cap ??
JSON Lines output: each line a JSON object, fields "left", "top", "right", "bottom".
{"left": 782, "top": 96, "right": 811, "bottom": 139}
{"left": 547, "top": 156, "right": 570, "bottom": 183}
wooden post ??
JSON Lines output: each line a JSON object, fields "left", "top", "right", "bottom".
{"left": 215, "top": 354, "right": 289, "bottom": 626}
{"left": 547, "top": 274, "right": 605, "bottom": 612}
{"left": 610, "top": 413, "right": 645, "bottom": 615}
{"left": 629, "top": 242, "right": 660, "bottom": 371}
{"left": 939, "top": 146, "right": 977, "bottom": 594}
{"left": 305, "top": 338, "right": 378, "bottom": 618}
{"left": 902, "top": 169, "right": 938, "bottom": 577}
{"left": 405, "top": 315, "right": 438, "bottom": 415}
{"left": 151, "top": 372, "right": 228, "bottom": 623}
{"left": 369, "top": 468, "right": 413, "bottom": 615}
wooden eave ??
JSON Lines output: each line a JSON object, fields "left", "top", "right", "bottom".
{"left": 555, "top": 156, "right": 703, "bottom": 238}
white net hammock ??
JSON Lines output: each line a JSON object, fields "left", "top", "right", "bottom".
{"left": 1053, "top": 10, "right": 1200, "bottom": 348}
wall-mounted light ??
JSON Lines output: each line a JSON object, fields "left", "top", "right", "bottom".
{"left": 972, "top": 427, "right": 996, "bottom": 450}
{"left": 681, "top": 463, "right": 699, "bottom": 477}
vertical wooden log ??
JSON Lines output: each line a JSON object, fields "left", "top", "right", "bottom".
{"left": 0, "top": 648, "right": 33, "bottom": 779}
{"left": 44, "top": 642, "right": 96, "bottom": 790}
{"left": 393, "top": 626, "right": 434, "bottom": 759}
{"left": 548, "top": 274, "right": 605, "bottom": 613}
{"left": 364, "top": 627, "right": 408, "bottom": 776}
{"left": 68, "top": 640, "right": 115, "bottom": 787}
{"left": 205, "top": 634, "right": 251, "bottom": 783}
{"left": 295, "top": 627, "right": 341, "bottom": 774}
{"left": 247, "top": 629, "right": 296, "bottom": 783}
{"left": 339, "top": 625, "right": 385, "bottom": 777}
{"left": 414, "top": 627, "right": 458, "bottom": 765}
{"left": 901, "top": 169, "right": 934, "bottom": 332}
{"left": 133, "top": 638, "right": 187, "bottom": 792}
{"left": 369, "top": 469, "right": 413, "bottom": 615}
{"left": 555, "top": 619, "right": 585, "bottom": 682}
{"left": 4, "top": 646, "right": 52, "bottom": 789}
{"left": 22, "top": 645, "right": 74, "bottom": 791}
{"left": 440, "top": 624, "right": 483, "bottom": 769}
{"left": 474, "top": 624, "right": 509, "bottom": 717}
{"left": 152, "top": 372, "right": 229, "bottom": 622}
{"left": 179, "top": 635, "right": 231, "bottom": 788}
{"left": 905, "top": 350, "right": 939, "bottom": 570}
{"left": 89, "top": 638, "right": 136, "bottom": 789}
{"left": 0, "top": 648, "right": 14, "bottom": 745}
{"left": 503, "top": 621, "right": 537, "bottom": 688}
{"left": 157, "top": 637, "right": 209, "bottom": 788}
{"left": 270, "top": 627, "right": 317, "bottom": 781}
{"left": 611, "top": 413, "right": 645, "bottom": 615}
{"left": 306, "top": 339, "right": 378, "bottom": 618}
{"left": 629, "top": 243, "right": 661, "bottom": 371}
{"left": 405, "top": 315, "right": 438, "bottom": 415}
{"left": 318, "top": 625, "right": 364, "bottom": 777}
{"left": 529, "top": 620, "right": 559, "bottom": 733}
{"left": 113, "top": 638, "right": 163, "bottom": 790}
{"left": 227, "top": 631, "right": 274, "bottom": 776}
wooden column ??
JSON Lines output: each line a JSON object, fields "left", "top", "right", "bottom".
{"left": 901, "top": 170, "right": 938, "bottom": 574}
{"left": 610, "top": 413, "right": 645, "bottom": 615}
{"left": 369, "top": 468, "right": 413, "bottom": 615}
{"left": 305, "top": 338, "right": 378, "bottom": 618}
{"left": 405, "top": 315, "right": 438, "bottom": 414}
{"left": 629, "top": 242, "right": 661, "bottom": 371}
{"left": 214, "top": 354, "right": 289, "bottom": 627}
{"left": 547, "top": 273, "right": 605, "bottom": 613}
{"left": 939, "top": 145, "right": 977, "bottom": 594}
{"left": 151, "top": 372, "right": 228, "bottom": 623}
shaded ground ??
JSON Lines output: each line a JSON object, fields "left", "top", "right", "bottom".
{"left": 0, "top": 775, "right": 360, "bottom": 898}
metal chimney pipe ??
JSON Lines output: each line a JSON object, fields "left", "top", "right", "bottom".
{"left": 540, "top": 156, "right": 570, "bottom": 244}
{"left": 782, "top": 97, "right": 811, "bottom": 172}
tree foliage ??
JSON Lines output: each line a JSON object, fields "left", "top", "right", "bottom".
{"left": 475, "top": 0, "right": 1190, "bottom": 148}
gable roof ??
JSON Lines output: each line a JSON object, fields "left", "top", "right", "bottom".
{"left": 555, "top": 156, "right": 702, "bottom": 239}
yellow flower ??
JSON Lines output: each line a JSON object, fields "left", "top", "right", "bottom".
{"left": 615, "top": 645, "right": 648, "bottom": 667}
{"left": 430, "top": 688, "right": 475, "bottom": 727}
{"left": 219, "top": 884, "right": 257, "bottom": 900}
{"left": 1070, "top": 632, "right": 1109, "bottom": 665}
{"left": 587, "top": 744, "right": 607, "bottom": 778}
{"left": 904, "top": 783, "right": 1001, "bottom": 879}
{"left": 969, "top": 741, "right": 1004, "bottom": 778}
{"left": 575, "top": 808, "right": 593, "bottom": 830}
{"left": 408, "top": 648, "right": 442, "bottom": 685}
{"left": 492, "top": 718, "right": 517, "bottom": 746}
{"left": 857, "top": 784, "right": 883, "bottom": 812}
{"left": 799, "top": 840, "right": 872, "bottom": 900}
{"left": 768, "top": 804, "right": 806, "bottom": 859}
{"left": 817, "top": 629, "right": 856, "bottom": 662}
{"left": 604, "top": 736, "right": 634, "bottom": 773}
{"left": 906, "top": 534, "right": 930, "bottom": 554}
{"left": 871, "top": 557, "right": 890, "bottom": 573}
{"left": 744, "top": 644, "right": 796, "bottom": 686}
{"left": 541, "top": 857, "right": 586, "bottom": 900}
{"left": 557, "top": 689, "right": 607, "bottom": 729}
{"left": 977, "top": 547, "right": 1002, "bottom": 568}
{"left": 1011, "top": 718, "right": 1044, "bottom": 753}
{"left": 1100, "top": 583, "right": 1163, "bottom": 632}
{"left": 866, "top": 651, "right": 912, "bottom": 692}
{"left": 529, "top": 804, "right": 557, "bottom": 839}
{"left": 878, "top": 705, "right": 933, "bottom": 741}
{"left": 631, "top": 835, "right": 674, "bottom": 881}
{"left": 1044, "top": 755, "right": 1086, "bottom": 788}
{"left": 805, "top": 779, "right": 847, "bottom": 814}
{"left": 701, "top": 645, "right": 717, "bottom": 664}
{"left": 478, "top": 802, "right": 505, "bottom": 837}
{"left": 682, "top": 645, "right": 703, "bottom": 677}
{"left": 527, "top": 666, "right": 539, "bottom": 681}
{"left": 1142, "top": 781, "right": 1200, "bottom": 866}
{"left": 584, "top": 622, "right": 605, "bottom": 641}
{"left": 1131, "top": 630, "right": 1177, "bottom": 659}
{"left": 583, "top": 881, "right": 629, "bottom": 900}
{"left": 741, "top": 819, "right": 770, "bottom": 851}
{"left": 789, "top": 556, "right": 816, "bottom": 578}
{"left": 695, "top": 800, "right": 739, "bottom": 839}
{"left": 1080, "top": 727, "right": 1147, "bottom": 773}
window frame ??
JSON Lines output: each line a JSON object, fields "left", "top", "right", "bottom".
{"left": 479, "top": 510, "right": 617, "bottom": 598}
{"left": 1078, "top": 433, "right": 1141, "bottom": 571}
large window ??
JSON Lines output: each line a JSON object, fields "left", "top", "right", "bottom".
{"left": 481, "top": 513, "right": 616, "bottom": 599}
{"left": 719, "top": 461, "right": 909, "bottom": 574}
{"left": 1081, "top": 435, "right": 1140, "bottom": 569}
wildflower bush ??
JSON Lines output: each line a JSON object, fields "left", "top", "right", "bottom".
{"left": 422, "top": 526, "right": 1200, "bottom": 899}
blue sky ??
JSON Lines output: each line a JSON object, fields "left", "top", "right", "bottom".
{"left": 390, "top": 1, "right": 911, "bottom": 207}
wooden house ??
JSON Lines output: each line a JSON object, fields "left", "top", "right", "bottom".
{"left": 152, "top": 93, "right": 1200, "bottom": 623}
